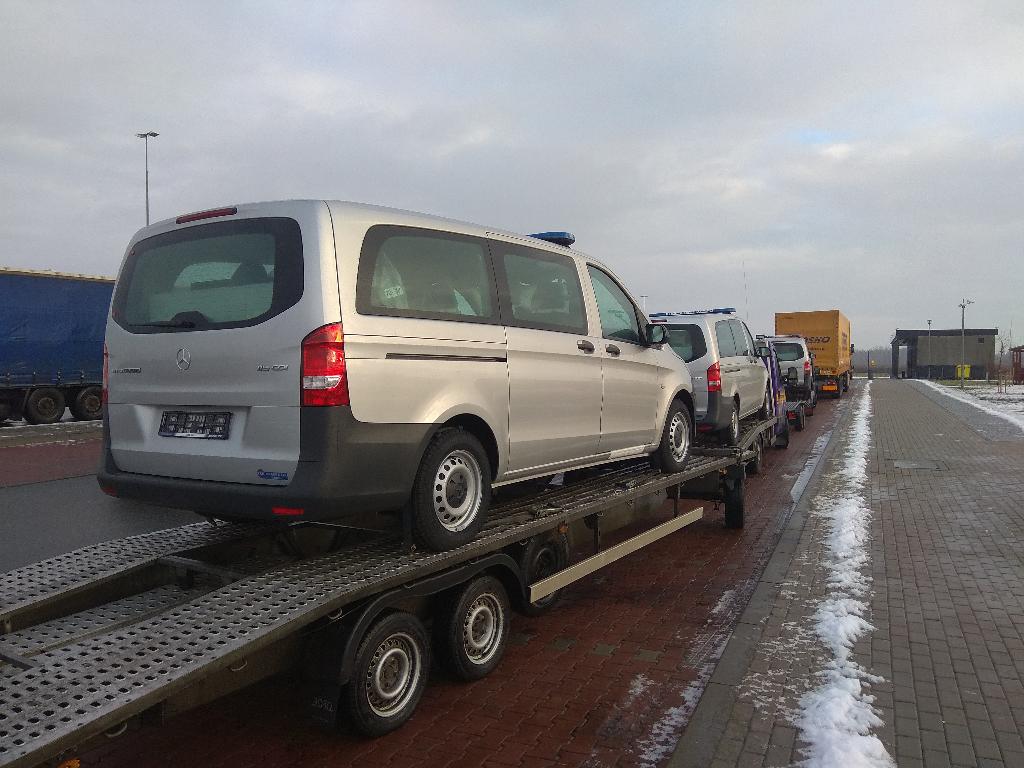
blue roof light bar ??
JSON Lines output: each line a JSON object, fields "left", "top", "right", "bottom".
{"left": 649, "top": 308, "right": 737, "bottom": 318}
{"left": 529, "top": 231, "right": 576, "bottom": 247}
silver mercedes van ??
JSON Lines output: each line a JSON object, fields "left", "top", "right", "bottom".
{"left": 100, "top": 201, "right": 694, "bottom": 550}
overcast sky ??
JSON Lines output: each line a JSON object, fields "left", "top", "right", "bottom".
{"left": 3, "top": 1, "right": 1022, "bottom": 346}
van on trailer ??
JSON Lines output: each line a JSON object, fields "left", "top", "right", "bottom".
{"left": 99, "top": 201, "right": 695, "bottom": 551}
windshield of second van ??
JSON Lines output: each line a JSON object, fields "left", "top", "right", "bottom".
{"left": 112, "top": 217, "right": 303, "bottom": 333}
{"left": 666, "top": 324, "right": 707, "bottom": 362}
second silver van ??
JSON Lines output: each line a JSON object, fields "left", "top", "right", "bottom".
{"left": 100, "top": 201, "right": 695, "bottom": 551}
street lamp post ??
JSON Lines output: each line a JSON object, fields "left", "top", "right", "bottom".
{"left": 927, "top": 319, "right": 932, "bottom": 380}
{"left": 959, "top": 299, "right": 974, "bottom": 389}
{"left": 135, "top": 131, "right": 159, "bottom": 225}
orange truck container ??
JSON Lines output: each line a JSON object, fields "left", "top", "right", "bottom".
{"left": 775, "top": 310, "right": 853, "bottom": 398}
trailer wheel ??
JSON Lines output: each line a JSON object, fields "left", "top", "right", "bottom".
{"left": 723, "top": 471, "right": 745, "bottom": 529}
{"left": 655, "top": 400, "right": 691, "bottom": 473}
{"left": 746, "top": 435, "right": 763, "bottom": 475}
{"left": 24, "top": 388, "right": 65, "bottom": 425}
{"left": 411, "top": 428, "right": 491, "bottom": 552}
{"left": 517, "top": 532, "right": 570, "bottom": 616}
{"left": 341, "top": 611, "right": 430, "bottom": 737}
{"left": 438, "top": 575, "right": 510, "bottom": 681}
{"left": 794, "top": 406, "right": 806, "bottom": 432}
{"left": 70, "top": 386, "right": 103, "bottom": 421}
{"left": 805, "top": 391, "right": 815, "bottom": 417}
{"left": 775, "top": 421, "right": 790, "bottom": 449}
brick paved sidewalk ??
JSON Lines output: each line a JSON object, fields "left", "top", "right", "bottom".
{"left": 672, "top": 379, "right": 1024, "bottom": 767}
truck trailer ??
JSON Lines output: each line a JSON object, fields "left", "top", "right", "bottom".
{"left": 0, "top": 268, "right": 114, "bottom": 424}
{"left": 774, "top": 310, "right": 853, "bottom": 398}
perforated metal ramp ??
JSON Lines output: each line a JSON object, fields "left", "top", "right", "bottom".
{"left": 0, "top": 451, "right": 745, "bottom": 768}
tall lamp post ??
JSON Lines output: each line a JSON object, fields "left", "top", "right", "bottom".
{"left": 927, "top": 319, "right": 932, "bottom": 380}
{"left": 135, "top": 131, "right": 159, "bottom": 225}
{"left": 959, "top": 299, "right": 974, "bottom": 389}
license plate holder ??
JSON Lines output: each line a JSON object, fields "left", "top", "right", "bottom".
{"left": 159, "top": 411, "right": 231, "bottom": 439}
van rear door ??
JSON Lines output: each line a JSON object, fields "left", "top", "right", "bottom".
{"left": 105, "top": 201, "right": 337, "bottom": 487}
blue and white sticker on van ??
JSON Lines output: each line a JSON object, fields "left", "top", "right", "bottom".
{"left": 257, "top": 469, "right": 289, "bottom": 481}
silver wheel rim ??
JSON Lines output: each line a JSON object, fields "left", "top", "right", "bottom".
{"left": 463, "top": 593, "right": 504, "bottom": 665}
{"left": 433, "top": 449, "right": 483, "bottom": 532}
{"left": 731, "top": 409, "right": 739, "bottom": 441}
{"left": 365, "top": 631, "right": 421, "bottom": 717}
{"left": 668, "top": 411, "right": 689, "bottom": 463}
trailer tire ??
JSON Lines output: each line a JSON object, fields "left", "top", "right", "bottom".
{"left": 411, "top": 428, "right": 491, "bottom": 552}
{"left": 654, "top": 400, "right": 691, "bottom": 473}
{"left": 70, "top": 386, "right": 103, "bottom": 421}
{"left": 795, "top": 406, "right": 806, "bottom": 432}
{"left": 24, "top": 388, "right": 65, "bottom": 425}
{"left": 438, "top": 575, "right": 510, "bottom": 681}
{"left": 775, "top": 421, "right": 790, "bottom": 449}
{"left": 517, "top": 532, "right": 570, "bottom": 616}
{"left": 723, "top": 472, "right": 745, "bottom": 529}
{"left": 746, "top": 435, "right": 763, "bottom": 475}
{"left": 341, "top": 611, "right": 430, "bottom": 737}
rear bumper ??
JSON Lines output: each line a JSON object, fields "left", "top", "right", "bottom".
{"left": 98, "top": 407, "right": 434, "bottom": 526}
{"left": 695, "top": 391, "right": 728, "bottom": 432}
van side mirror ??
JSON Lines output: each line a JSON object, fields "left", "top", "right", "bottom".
{"left": 646, "top": 324, "right": 669, "bottom": 346}
{"left": 850, "top": 343, "right": 855, "bottom": 354}
{"left": 754, "top": 344, "right": 770, "bottom": 358}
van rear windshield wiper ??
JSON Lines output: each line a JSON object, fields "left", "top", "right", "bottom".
{"left": 135, "top": 319, "right": 197, "bottom": 329}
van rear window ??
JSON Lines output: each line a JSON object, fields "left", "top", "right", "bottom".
{"left": 112, "top": 218, "right": 303, "bottom": 333}
{"left": 666, "top": 324, "right": 707, "bottom": 362}
{"left": 774, "top": 343, "right": 804, "bottom": 362}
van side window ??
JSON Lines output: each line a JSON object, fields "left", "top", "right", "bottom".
{"left": 357, "top": 226, "right": 498, "bottom": 324}
{"left": 731, "top": 319, "right": 753, "bottom": 356}
{"left": 494, "top": 246, "right": 587, "bottom": 335}
{"left": 587, "top": 266, "right": 641, "bottom": 344}
{"left": 715, "top": 320, "right": 738, "bottom": 357}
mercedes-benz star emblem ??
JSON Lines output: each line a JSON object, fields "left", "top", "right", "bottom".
{"left": 176, "top": 348, "right": 191, "bottom": 371}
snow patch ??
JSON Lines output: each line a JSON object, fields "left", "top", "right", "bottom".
{"left": 918, "top": 379, "right": 1024, "bottom": 432}
{"left": 796, "top": 382, "right": 894, "bottom": 767}
{"left": 711, "top": 588, "right": 736, "bottom": 615}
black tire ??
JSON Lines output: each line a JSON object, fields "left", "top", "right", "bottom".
{"left": 835, "top": 379, "right": 843, "bottom": 399}
{"left": 69, "top": 386, "right": 103, "bottom": 421}
{"left": 437, "top": 575, "right": 510, "bottom": 681}
{"left": 746, "top": 435, "right": 763, "bottom": 475}
{"left": 24, "top": 388, "right": 65, "bottom": 425}
{"left": 516, "top": 532, "right": 570, "bottom": 616}
{"left": 805, "top": 391, "right": 815, "bottom": 417}
{"left": 757, "top": 386, "right": 771, "bottom": 419}
{"left": 723, "top": 472, "right": 745, "bottom": 529}
{"left": 341, "top": 612, "right": 430, "bottom": 737}
{"left": 411, "top": 428, "right": 491, "bottom": 552}
{"left": 654, "top": 400, "right": 692, "bottom": 473}
{"left": 720, "top": 400, "right": 740, "bottom": 446}
{"left": 775, "top": 420, "right": 790, "bottom": 449}
{"left": 795, "top": 406, "right": 806, "bottom": 432}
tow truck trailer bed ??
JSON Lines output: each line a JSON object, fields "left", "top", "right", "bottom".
{"left": 0, "top": 418, "right": 774, "bottom": 768}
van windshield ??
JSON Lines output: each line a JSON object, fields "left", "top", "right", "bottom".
{"left": 666, "top": 324, "right": 707, "bottom": 362}
{"left": 774, "top": 343, "right": 804, "bottom": 362}
{"left": 112, "top": 218, "right": 303, "bottom": 333}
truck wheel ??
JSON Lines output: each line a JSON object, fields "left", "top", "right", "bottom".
{"left": 655, "top": 401, "right": 691, "bottom": 473}
{"left": 723, "top": 472, "right": 745, "bottom": 529}
{"left": 517, "top": 532, "right": 570, "bottom": 616}
{"left": 70, "top": 386, "right": 102, "bottom": 421}
{"left": 795, "top": 406, "right": 806, "bottom": 432}
{"left": 411, "top": 428, "right": 491, "bottom": 552}
{"left": 437, "top": 575, "right": 510, "bottom": 681}
{"left": 775, "top": 421, "right": 790, "bottom": 449}
{"left": 24, "top": 388, "right": 66, "bottom": 425}
{"left": 341, "top": 612, "right": 430, "bottom": 737}
{"left": 721, "top": 401, "right": 740, "bottom": 446}
{"left": 746, "top": 435, "right": 763, "bottom": 475}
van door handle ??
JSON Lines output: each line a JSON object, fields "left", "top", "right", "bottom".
{"left": 606, "top": 344, "right": 621, "bottom": 356}
{"left": 577, "top": 340, "right": 595, "bottom": 353}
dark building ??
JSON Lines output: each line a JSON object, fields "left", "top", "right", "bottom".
{"left": 891, "top": 328, "right": 998, "bottom": 379}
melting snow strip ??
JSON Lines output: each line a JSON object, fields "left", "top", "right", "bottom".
{"left": 795, "top": 381, "right": 894, "bottom": 767}
{"left": 917, "top": 379, "right": 1024, "bottom": 433}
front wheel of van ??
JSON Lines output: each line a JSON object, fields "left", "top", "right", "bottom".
{"left": 655, "top": 401, "right": 692, "bottom": 473}
{"left": 411, "top": 429, "right": 491, "bottom": 552}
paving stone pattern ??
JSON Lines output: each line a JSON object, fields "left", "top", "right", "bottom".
{"left": 675, "top": 379, "right": 1024, "bottom": 767}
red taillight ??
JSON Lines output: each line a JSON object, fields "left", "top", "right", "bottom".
{"left": 102, "top": 343, "right": 109, "bottom": 405}
{"left": 707, "top": 361, "right": 722, "bottom": 393}
{"left": 175, "top": 207, "right": 238, "bottom": 224}
{"left": 804, "top": 360, "right": 812, "bottom": 374}
{"left": 301, "top": 323, "right": 349, "bottom": 407}
{"left": 272, "top": 506, "right": 304, "bottom": 516}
